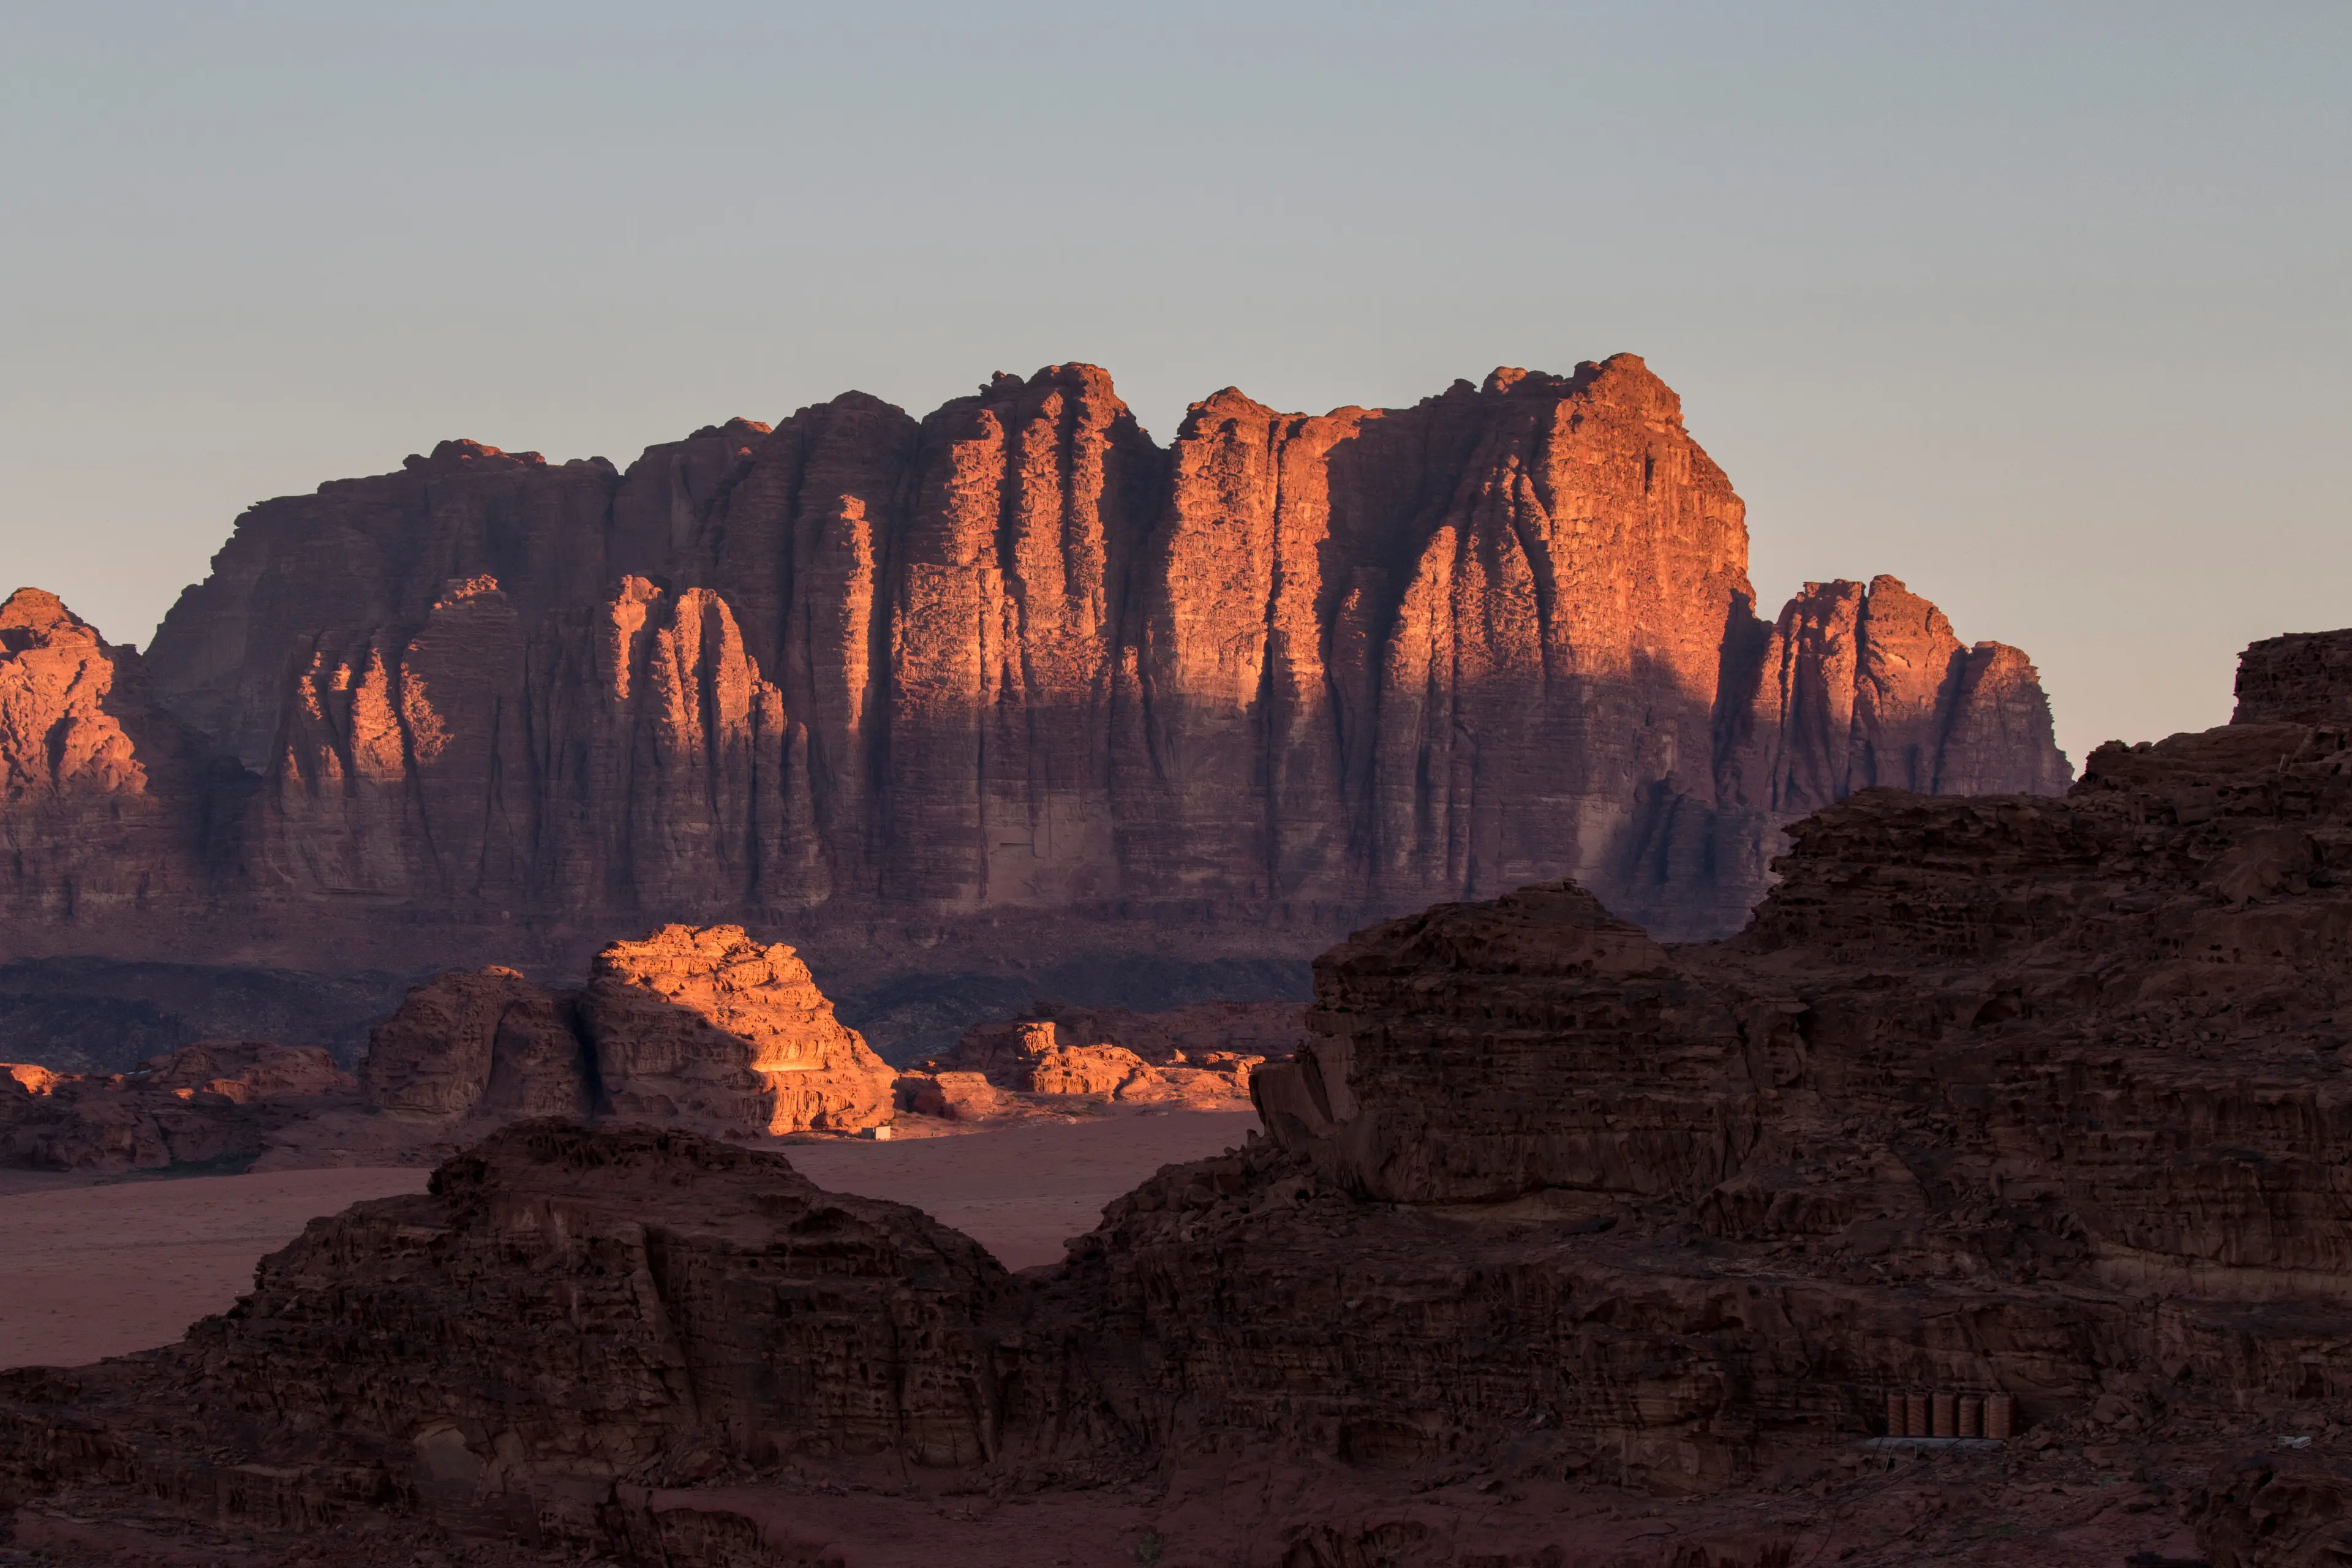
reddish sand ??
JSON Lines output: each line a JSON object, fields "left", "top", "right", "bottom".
{"left": 0, "top": 1166, "right": 431, "bottom": 1369}
{"left": 0, "top": 1109, "right": 1257, "bottom": 1369}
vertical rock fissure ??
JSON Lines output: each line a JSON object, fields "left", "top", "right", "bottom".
{"left": 1261, "top": 417, "right": 1289, "bottom": 900}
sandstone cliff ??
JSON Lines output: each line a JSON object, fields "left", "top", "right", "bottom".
{"left": 0, "top": 358, "right": 2064, "bottom": 995}
{"left": 0, "top": 589, "right": 218, "bottom": 930}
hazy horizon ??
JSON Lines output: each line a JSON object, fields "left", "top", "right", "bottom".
{"left": 5, "top": 0, "right": 2346, "bottom": 774}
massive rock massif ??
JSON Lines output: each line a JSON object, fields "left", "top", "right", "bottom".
{"left": 1, "top": 630, "right": 2344, "bottom": 1567}
{"left": 0, "top": 358, "right": 2064, "bottom": 1012}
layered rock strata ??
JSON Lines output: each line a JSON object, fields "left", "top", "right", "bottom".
{"left": 2233, "top": 626, "right": 2352, "bottom": 726}
{"left": 0, "top": 1123, "right": 1014, "bottom": 1553}
{"left": 360, "top": 924, "right": 895, "bottom": 1137}
{"left": 1, "top": 633, "right": 2341, "bottom": 1566}
{"left": 0, "top": 358, "right": 2065, "bottom": 993}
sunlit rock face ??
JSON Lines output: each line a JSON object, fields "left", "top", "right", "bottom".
{"left": 0, "top": 587, "right": 219, "bottom": 929}
{"left": 360, "top": 926, "right": 897, "bottom": 1137}
{"left": 581, "top": 924, "right": 897, "bottom": 1136}
{"left": 2, "top": 357, "right": 2065, "bottom": 971}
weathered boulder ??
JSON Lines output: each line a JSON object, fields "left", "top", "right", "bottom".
{"left": 933, "top": 1009, "right": 1273, "bottom": 1109}
{"left": 1023, "top": 1040, "right": 1155, "bottom": 1098}
{"left": 895, "top": 1069, "right": 1008, "bottom": 1121}
{"left": 1021, "top": 998, "right": 1308, "bottom": 1065}
{"left": 947, "top": 1020, "right": 1153, "bottom": 1096}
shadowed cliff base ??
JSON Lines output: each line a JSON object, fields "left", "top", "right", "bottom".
{"left": 0, "top": 358, "right": 2066, "bottom": 1029}
{"left": 0, "top": 960, "right": 408, "bottom": 1076}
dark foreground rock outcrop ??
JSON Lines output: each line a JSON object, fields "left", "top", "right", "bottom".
{"left": 4, "top": 633, "right": 2345, "bottom": 1566}
{"left": 0, "top": 360, "right": 2065, "bottom": 1030}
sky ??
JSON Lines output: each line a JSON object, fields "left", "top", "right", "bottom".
{"left": 2, "top": 0, "right": 2346, "bottom": 772}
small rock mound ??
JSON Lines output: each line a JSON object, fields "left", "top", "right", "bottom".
{"left": 900, "top": 1000, "right": 1300, "bottom": 1120}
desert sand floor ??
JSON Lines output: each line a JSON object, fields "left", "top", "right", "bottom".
{"left": 0, "top": 1109, "right": 1257, "bottom": 1370}
{"left": 789, "top": 1107, "right": 1259, "bottom": 1271}
{"left": 0, "top": 1166, "right": 432, "bottom": 1370}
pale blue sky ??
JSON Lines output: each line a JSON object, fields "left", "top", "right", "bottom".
{"left": 4, "top": 0, "right": 2346, "bottom": 769}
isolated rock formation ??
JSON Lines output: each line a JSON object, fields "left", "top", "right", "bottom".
{"left": 897, "top": 1068, "right": 1008, "bottom": 1121}
{"left": 582, "top": 925, "right": 896, "bottom": 1134}
{"left": 0, "top": 1041, "right": 353, "bottom": 1172}
{"left": 360, "top": 925, "right": 895, "bottom": 1137}
{"left": 0, "top": 359, "right": 2064, "bottom": 1003}
{"left": 361, "top": 967, "right": 587, "bottom": 1123}
{"left": 1016, "top": 998, "right": 1308, "bottom": 1065}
